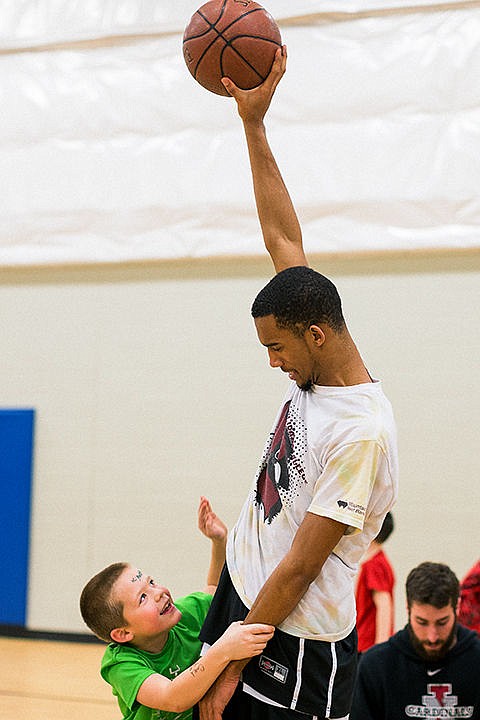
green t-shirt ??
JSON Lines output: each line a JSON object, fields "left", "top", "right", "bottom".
{"left": 101, "top": 592, "right": 212, "bottom": 720}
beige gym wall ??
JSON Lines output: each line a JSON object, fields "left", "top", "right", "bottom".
{"left": 1, "top": 249, "right": 478, "bottom": 634}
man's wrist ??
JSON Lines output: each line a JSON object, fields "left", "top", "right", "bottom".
{"left": 243, "top": 118, "right": 266, "bottom": 134}
{"left": 227, "top": 658, "right": 249, "bottom": 677}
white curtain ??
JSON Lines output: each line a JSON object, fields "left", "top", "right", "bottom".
{"left": 1, "top": 1, "right": 479, "bottom": 265}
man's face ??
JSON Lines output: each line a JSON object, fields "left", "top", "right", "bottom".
{"left": 254, "top": 314, "right": 318, "bottom": 391}
{"left": 408, "top": 601, "right": 457, "bottom": 661}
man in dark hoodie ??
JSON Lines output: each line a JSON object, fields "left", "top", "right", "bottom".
{"left": 351, "top": 561, "right": 480, "bottom": 719}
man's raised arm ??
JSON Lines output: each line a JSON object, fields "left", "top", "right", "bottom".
{"left": 221, "top": 47, "right": 307, "bottom": 273}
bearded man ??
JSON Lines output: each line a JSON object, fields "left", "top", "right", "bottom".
{"left": 351, "top": 561, "right": 480, "bottom": 719}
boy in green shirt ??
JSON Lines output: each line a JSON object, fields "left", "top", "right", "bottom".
{"left": 80, "top": 497, "right": 274, "bottom": 720}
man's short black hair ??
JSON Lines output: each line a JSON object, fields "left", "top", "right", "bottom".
{"left": 406, "top": 562, "right": 460, "bottom": 610}
{"left": 375, "top": 512, "right": 394, "bottom": 544}
{"left": 251, "top": 266, "right": 345, "bottom": 335}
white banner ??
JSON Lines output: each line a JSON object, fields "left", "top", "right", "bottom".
{"left": 1, "top": 2, "right": 479, "bottom": 265}
{"left": 1, "top": 2, "right": 478, "bottom": 47}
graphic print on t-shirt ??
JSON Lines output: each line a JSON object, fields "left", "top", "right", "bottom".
{"left": 405, "top": 682, "right": 474, "bottom": 718}
{"left": 255, "top": 401, "right": 291, "bottom": 523}
{"left": 255, "top": 400, "right": 307, "bottom": 523}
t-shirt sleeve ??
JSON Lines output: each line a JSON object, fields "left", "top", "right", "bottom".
{"left": 176, "top": 591, "right": 212, "bottom": 630}
{"left": 101, "top": 647, "right": 157, "bottom": 712}
{"left": 308, "top": 440, "right": 387, "bottom": 532}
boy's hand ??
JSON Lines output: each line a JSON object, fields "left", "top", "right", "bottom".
{"left": 220, "top": 620, "right": 275, "bottom": 661}
{"left": 199, "top": 623, "right": 274, "bottom": 719}
{"left": 221, "top": 45, "right": 287, "bottom": 124}
{"left": 198, "top": 496, "right": 227, "bottom": 542}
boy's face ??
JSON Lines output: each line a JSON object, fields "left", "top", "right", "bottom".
{"left": 112, "top": 566, "right": 182, "bottom": 651}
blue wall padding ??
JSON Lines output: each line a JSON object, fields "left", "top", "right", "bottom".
{"left": 0, "top": 409, "right": 35, "bottom": 626}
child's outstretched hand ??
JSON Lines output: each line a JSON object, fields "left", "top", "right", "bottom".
{"left": 198, "top": 496, "right": 228, "bottom": 542}
{"left": 216, "top": 621, "right": 275, "bottom": 661}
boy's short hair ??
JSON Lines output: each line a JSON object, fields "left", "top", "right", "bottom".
{"left": 251, "top": 266, "right": 346, "bottom": 336}
{"left": 375, "top": 512, "right": 394, "bottom": 544}
{"left": 406, "top": 562, "right": 460, "bottom": 611}
{"left": 80, "top": 562, "right": 128, "bottom": 642}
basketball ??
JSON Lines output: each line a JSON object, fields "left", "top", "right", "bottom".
{"left": 183, "top": 0, "right": 282, "bottom": 96}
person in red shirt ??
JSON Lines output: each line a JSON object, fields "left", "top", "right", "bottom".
{"left": 458, "top": 559, "right": 480, "bottom": 635}
{"left": 355, "top": 512, "right": 395, "bottom": 653}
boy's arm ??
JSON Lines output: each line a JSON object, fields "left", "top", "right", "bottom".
{"left": 372, "top": 590, "right": 393, "bottom": 644}
{"left": 204, "top": 536, "right": 226, "bottom": 594}
{"left": 222, "top": 46, "right": 308, "bottom": 274}
{"left": 135, "top": 621, "right": 274, "bottom": 713}
{"left": 198, "top": 496, "right": 227, "bottom": 593}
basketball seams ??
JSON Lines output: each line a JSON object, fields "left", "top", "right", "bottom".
{"left": 218, "top": 36, "right": 280, "bottom": 83}
{"left": 218, "top": 7, "right": 265, "bottom": 28}
{"left": 182, "top": 0, "right": 226, "bottom": 48}
{"left": 196, "top": 0, "right": 227, "bottom": 36}
{"left": 183, "top": 0, "right": 281, "bottom": 95}
{"left": 191, "top": 37, "right": 221, "bottom": 80}
{"left": 227, "top": 34, "right": 281, "bottom": 44}
{"left": 214, "top": 8, "right": 267, "bottom": 36}
{"left": 184, "top": 1, "right": 247, "bottom": 78}
{"left": 185, "top": 6, "right": 266, "bottom": 41}
{"left": 219, "top": 43, "right": 263, "bottom": 83}
{"left": 202, "top": 33, "right": 278, "bottom": 85}
{"left": 188, "top": 8, "right": 279, "bottom": 81}
{"left": 188, "top": 2, "right": 232, "bottom": 78}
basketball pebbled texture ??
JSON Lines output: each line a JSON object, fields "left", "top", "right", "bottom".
{"left": 183, "top": 0, "right": 282, "bottom": 96}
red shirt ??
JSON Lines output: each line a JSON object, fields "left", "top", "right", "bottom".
{"left": 355, "top": 549, "right": 395, "bottom": 652}
{"left": 458, "top": 560, "right": 480, "bottom": 634}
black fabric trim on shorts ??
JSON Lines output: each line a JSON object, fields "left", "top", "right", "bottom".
{"left": 199, "top": 564, "right": 358, "bottom": 717}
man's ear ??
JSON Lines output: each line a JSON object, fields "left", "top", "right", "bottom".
{"left": 308, "top": 324, "right": 326, "bottom": 347}
{"left": 110, "top": 626, "right": 134, "bottom": 644}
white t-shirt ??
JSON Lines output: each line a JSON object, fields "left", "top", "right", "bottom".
{"left": 226, "top": 380, "right": 398, "bottom": 642}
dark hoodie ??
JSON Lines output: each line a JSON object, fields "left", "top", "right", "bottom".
{"left": 350, "top": 624, "right": 480, "bottom": 719}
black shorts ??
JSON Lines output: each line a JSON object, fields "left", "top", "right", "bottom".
{"left": 198, "top": 565, "right": 357, "bottom": 719}
{"left": 193, "top": 685, "right": 342, "bottom": 720}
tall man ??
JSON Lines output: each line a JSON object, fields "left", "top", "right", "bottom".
{"left": 197, "top": 47, "right": 399, "bottom": 720}
{"left": 351, "top": 562, "right": 480, "bottom": 719}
